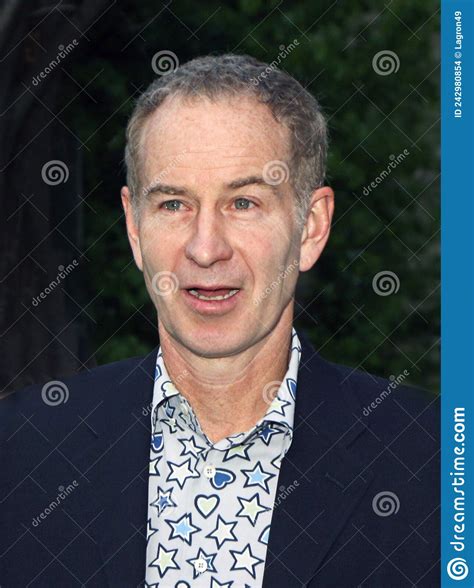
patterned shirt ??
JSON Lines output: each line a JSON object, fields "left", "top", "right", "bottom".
{"left": 145, "top": 328, "right": 302, "bottom": 587}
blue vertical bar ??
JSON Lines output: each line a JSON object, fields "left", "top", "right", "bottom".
{"left": 441, "top": 0, "right": 474, "bottom": 586}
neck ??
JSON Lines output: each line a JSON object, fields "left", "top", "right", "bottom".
{"left": 157, "top": 312, "right": 294, "bottom": 444}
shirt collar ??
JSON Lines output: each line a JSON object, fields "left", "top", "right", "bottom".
{"left": 151, "top": 327, "right": 302, "bottom": 443}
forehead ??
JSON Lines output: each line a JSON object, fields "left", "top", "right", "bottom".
{"left": 139, "top": 95, "right": 291, "bottom": 183}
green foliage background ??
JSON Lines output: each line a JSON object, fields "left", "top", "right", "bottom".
{"left": 67, "top": 0, "right": 440, "bottom": 392}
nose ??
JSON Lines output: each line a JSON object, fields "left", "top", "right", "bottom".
{"left": 184, "top": 205, "right": 233, "bottom": 267}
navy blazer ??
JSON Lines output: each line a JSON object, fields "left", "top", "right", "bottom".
{"left": 0, "top": 331, "right": 440, "bottom": 587}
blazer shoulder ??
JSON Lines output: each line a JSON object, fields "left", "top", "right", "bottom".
{"left": 0, "top": 351, "right": 155, "bottom": 444}
{"left": 327, "top": 360, "right": 439, "bottom": 442}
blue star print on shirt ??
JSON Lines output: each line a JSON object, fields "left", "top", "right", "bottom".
{"left": 145, "top": 327, "right": 302, "bottom": 586}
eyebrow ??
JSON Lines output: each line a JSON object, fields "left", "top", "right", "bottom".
{"left": 142, "top": 175, "right": 281, "bottom": 199}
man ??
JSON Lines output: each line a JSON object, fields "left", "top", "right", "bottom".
{"left": 0, "top": 54, "right": 439, "bottom": 587}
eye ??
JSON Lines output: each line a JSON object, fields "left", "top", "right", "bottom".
{"left": 160, "top": 199, "right": 182, "bottom": 211}
{"left": 234, "top": 198, "right": 256, "bottom": 210}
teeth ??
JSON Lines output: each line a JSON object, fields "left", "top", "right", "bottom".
{"left": 188, "top": 288, "right": 239, "bottom": 301}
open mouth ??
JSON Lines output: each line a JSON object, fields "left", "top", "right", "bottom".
{"left": 187, "top": 288, "right": 240, "bottom": 301}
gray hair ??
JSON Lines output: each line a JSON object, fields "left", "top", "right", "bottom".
{"left": 124, "top": 53, "right": 328, "bottom": 229}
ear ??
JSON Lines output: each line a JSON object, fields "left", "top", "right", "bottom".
{"left": 299, "top": 186, "right": 335, "bottom": 272}
{"left": 121, "top": 186, "right": 143, "bottom": 272}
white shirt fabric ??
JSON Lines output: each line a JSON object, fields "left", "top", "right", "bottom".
{"left": 145, "top": 327, "right": 302, "bottom": 586}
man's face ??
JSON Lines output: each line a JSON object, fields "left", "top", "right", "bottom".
{"left": 124, "top": 95, "right": 309, "bottom": 357}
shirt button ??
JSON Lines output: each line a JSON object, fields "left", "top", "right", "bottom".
{"left": 168, "top": 417, "right": 176, "bottom": 426}
{"left": 194, "top": 558, "right": 208, "bottom": 573}
{"left": 203, "top": 463, "right": 216, "bottom": 478}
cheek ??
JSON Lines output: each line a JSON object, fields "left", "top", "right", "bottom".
{"left": 140, "top": 225, "right": 171, "bottom": 266}
{"left": 140, "top": 260, "right": 156, "bottom": 296}
{"left": 139, "top": 229, "right": 184, "bottom": 296}
{"left": 249, "top": 238, "right": 298, "bottom": 293}
{"left": 254, "top": 248, "right": 288, "bottom": 286}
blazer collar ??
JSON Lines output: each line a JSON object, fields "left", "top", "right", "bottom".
{"left": 262, "top": 330, "right": 374, "bottom": 586}
{"left": 71, "top": 330, "right": 373, "bottom": 587}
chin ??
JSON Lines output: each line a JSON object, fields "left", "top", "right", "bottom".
{"left": 177, "top": 324, "right": 249, "bottom": 358}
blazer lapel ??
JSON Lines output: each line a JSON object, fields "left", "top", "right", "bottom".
{"left": 68, "top": 347, "right": 158, "bottom": 587}
{"left": 262, "top": 333, "right": 375, "bottom": 587}
{"left": 64, "top": 331, "right": 373, "bottom": 587}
